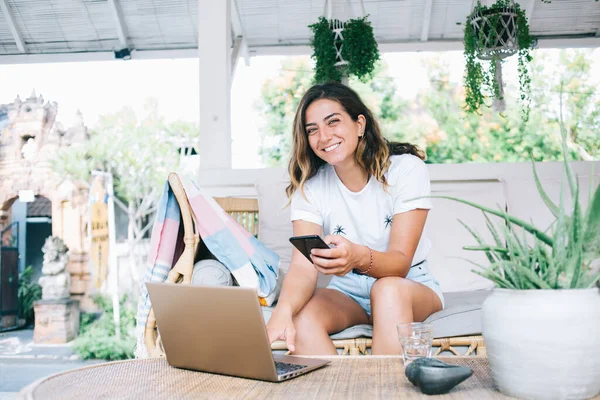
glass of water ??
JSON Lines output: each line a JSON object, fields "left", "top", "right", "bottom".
{"left": 397, "top": 322, "right": 434, "bottom": 365}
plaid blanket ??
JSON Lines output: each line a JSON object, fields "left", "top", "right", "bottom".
{"left": 135, "top": 175, "right": 279, "bottom": 356}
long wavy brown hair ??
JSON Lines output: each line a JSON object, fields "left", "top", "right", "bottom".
{"left": 286, "top": 82, "right": 424, "bottom": 198}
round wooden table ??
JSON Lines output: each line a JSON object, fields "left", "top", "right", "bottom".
{"left": 20, "top": 356, "right": 514, "bottom": 399}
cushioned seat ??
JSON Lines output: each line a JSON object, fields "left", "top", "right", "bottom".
{"left": 190, "top": 234, "right": 492, "bottom": 343}
{"left": 425, "top": 290, "right": 492, "bottom": 338}
{"left": 261, "top": 289, "right": 491, "bottom": 340}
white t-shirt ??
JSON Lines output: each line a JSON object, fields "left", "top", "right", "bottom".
{"left": 290, "top": 154, "right": 433, "bottom": 266}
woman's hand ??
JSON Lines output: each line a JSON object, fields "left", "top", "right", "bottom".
{"left": 266, "top": 307, "right": 296, "bottom": 352}
{"left": 310, "top": 235, "right": 368, "bottom": 276}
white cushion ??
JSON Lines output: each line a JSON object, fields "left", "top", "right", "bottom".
{"left": 255, "top": 172, "right": 293, "bottom": 273}
{"left": 425, "top": 180, "right": 504, "bottom": 292}
{"left": 255, "top": 174, "right": 332, "bottom": 289}
{"left": 505, "top": 172, "right": 594, "bottom": 234}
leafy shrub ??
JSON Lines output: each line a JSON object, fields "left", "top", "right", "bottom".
{"left": 74, "top": 331, "right": 135, "bottom": 361}
{"left": 79, "top": 311, "right": 101, "bottom": 334}
{"left": 73, "top": 294, "right": 137, "bottom": 360}
{"left": 18, "top": 266, "right": 42, "bottom": 326}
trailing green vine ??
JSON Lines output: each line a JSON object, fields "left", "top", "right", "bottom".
{"left": 342, "top": 16, "right": 380, "bottom": 81}
{"left": 309, "top": 15, "right": 379, "bottom": 84}
{"left": 463, "top": 0, "right": 533, "bottom": 122}
{"left": 464, "top": 20, "right": 485, "bottom": 113}
{"left": 309, "top": 17, "right": 342, "bottom": 84}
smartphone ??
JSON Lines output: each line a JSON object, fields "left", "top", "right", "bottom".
{"left": 289, "top": 235, "right": 332, "bottom": 263}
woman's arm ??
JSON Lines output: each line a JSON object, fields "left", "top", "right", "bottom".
{"left": 266, "top": 219, "right": 322, "bottom": 350}
{"left": 273, "top": 219, "right": 322, "bottom": 316}
{"left": 361, "top": 208, "right": 429, "bottom": 278}
{"left": 310, "top": 208, "right": 429, "bottom": 278}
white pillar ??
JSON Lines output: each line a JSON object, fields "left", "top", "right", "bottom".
{"left": 198, "top": 0, "right": 232, "bottom": 170}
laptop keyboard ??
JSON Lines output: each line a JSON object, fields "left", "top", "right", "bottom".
{"left": 275, "top": 361, "right": 307, "bottom": 376}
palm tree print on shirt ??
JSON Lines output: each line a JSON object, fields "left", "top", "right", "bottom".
{"left": 385, "top": 215, "right": 393, "bottom": 228}
{"left": 333, "top": 225, "right": 346, "bottom": 235}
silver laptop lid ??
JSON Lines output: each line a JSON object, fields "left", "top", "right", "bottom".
{"left": 146, "top": 283, "right": 279, "bottom": 381}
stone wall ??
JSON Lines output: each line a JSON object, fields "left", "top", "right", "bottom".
{"left": 0, "top": 92, "right": 95, "bottom": 311}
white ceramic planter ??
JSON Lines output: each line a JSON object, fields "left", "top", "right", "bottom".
{"left": 482, "top": 287, "right": 600, "bottom": 400}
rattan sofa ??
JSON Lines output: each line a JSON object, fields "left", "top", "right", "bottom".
{"left": 144, "top": 173, "right": 489, "bottom": 357}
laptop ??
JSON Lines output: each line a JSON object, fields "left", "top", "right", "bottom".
{"left": 146, "top": 282, "right": 330, "bottom": 382}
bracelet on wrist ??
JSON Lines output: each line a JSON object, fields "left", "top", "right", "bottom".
{"left": 353, "top": 246, "right": 373, "bottom": 276}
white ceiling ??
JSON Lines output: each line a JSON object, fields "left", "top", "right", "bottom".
{"left": 0, "top": 0, "right": 598, "bottom": 63}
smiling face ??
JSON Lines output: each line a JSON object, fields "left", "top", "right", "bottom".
{"left": 304, "top": 98, "right": 365, "bottom": 168}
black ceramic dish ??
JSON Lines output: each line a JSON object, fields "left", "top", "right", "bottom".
{"left": 405, "top": 358, "right": 473, "bottom": 395}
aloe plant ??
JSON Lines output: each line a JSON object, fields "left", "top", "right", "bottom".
{"left": 433, "top": 132, "right": 600, "bottom": 290}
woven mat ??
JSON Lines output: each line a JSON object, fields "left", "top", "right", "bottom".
{"left": 22, "top": 357, "right": 514, "bottom": 400}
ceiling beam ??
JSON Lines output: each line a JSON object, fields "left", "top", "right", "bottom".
{"left": 231, "top": 35, "right": 245, "bottom": 80}
{"left": 0, "top": 36, "right": 599, "bottom": 65}
{"left": 107, "top": 0, "right": 129, "bottom": 49}
{"left": 248, "top": 36, "right": 600, "bottom": 56}
{"left": 0, "top": 49, "right": 199, "bottom": 64}
{"left": 526, "top": 0, "right": 536, "bottom": 21}
{"left": 420, "top": 0, "right": 433, "bottom": 42}
{"left": 0, "top": 0, "right": 26, "bottom": 53}
{"left": 230, "top": 0, "right": 250, "bottom": 66}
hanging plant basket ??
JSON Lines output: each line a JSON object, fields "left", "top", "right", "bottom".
{"left": 463, "top": 0, "right": 534, "bottom": 121}
{"left": 468, "top": 7, "right": 519, "bottom": 60}
{"left": 309, "top": 15, "right": 380, "bottom": 84}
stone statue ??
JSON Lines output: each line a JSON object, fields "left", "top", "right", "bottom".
{"left": 38, "top": 236, "right": 71, "bottom": 300}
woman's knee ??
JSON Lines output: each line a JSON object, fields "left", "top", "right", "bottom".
{"left": 370, "top": 276, "right": 413, "bottom": 302}
{"left": 292, "top": 299, "right": 328, "bottom": 340}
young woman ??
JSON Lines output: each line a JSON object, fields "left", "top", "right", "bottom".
{"left": 266, "top": 82, "right": 444, "bottom": 355}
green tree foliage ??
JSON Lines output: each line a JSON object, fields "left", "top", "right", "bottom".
{"left": 400, "top": 55, "right": 566, "bottom": 164}
{"left": 391, "top": 50, "right": 598, "bottom": 163}
{"left": 257, "top": 50, "right": 598, "bottom": 165}
{"left": 529, "top": 50, "right": 600, "bottom": 160}
{"left": 51, "top": 99, "right": 199, "bottom": 292}
{"left": 256, "top": 58, "right": 314, "bottom": 167}
{"left": 52, "top": 99, "right": 196, "bottom": 201}
{"left": 255, "top": 57, "right": 409, "bottom": 167}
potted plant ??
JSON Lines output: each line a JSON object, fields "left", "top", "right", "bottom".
{"left": 463, "top": 0, "right": 534, "bottom": 119}
{"left": 433, "top": 128, "right": 600, "bottom": 399}
{"left": 18, "top": 266, "right": 42, "bottom": 327}
{"left": 309, "top": 15, "right": 379, "bottom": 84}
